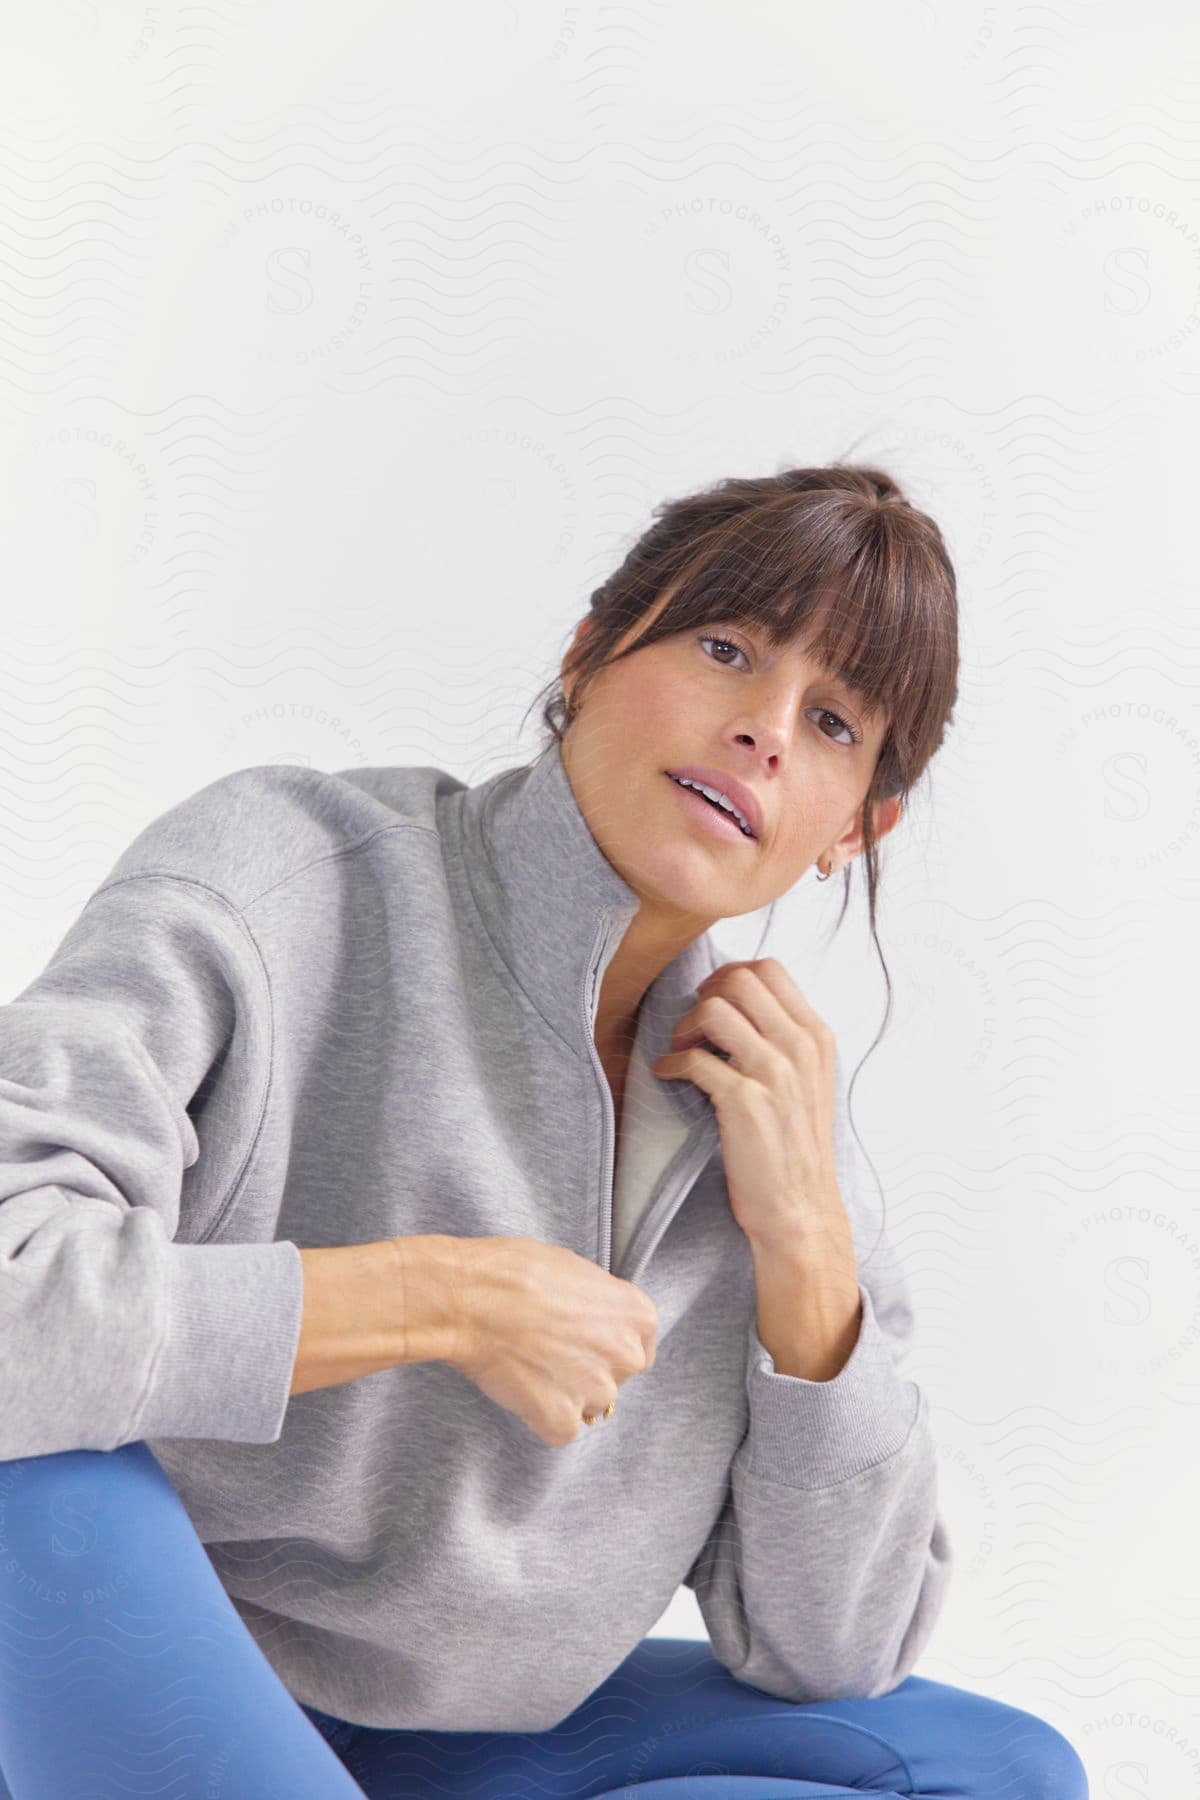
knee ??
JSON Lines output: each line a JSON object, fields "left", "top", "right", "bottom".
{"left": 990, "top": 1701, "right": 1090, "bottom": 1800}
{"left": 1, "top": 1438, "right": 161, "bottom": 1497}
{"left": 0, "top": 1441, "right": 173, "bottom": 1553}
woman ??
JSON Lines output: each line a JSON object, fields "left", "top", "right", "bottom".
{"left": 0, "top": 466, "right": 1089, "bottom": 1797}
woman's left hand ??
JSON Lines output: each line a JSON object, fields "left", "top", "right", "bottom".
{"left": 650, "top": 957, "right": 851, "bottom": 1254}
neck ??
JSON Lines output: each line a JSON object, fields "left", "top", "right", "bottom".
{"left": 594, "top": 908, "right": 706, "bottom": 1061}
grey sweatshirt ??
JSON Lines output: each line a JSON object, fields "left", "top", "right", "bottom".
{"left": 0, "top": 740, "right": 952, "bottom": 1732}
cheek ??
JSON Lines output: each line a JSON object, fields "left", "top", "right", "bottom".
{"left": 607, "top": 668, "right": 693, "bottom": 737}
{"left": 764, "top": 815, "right": 822, "bottom": 871}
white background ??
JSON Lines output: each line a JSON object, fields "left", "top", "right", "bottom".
{"left": 0, "top": 4, "right": 1197, "bottom": 1792}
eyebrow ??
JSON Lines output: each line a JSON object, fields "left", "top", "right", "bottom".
{"left": 826, "top": 674, "right": 888, "bottom": 731}
{"left": 813, "top": 665, "right": 874, "bottom": 715}
{"left": 727, "top": 621, "right": 885, "bottom": 725}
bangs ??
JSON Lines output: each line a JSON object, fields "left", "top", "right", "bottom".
{"left": 754, "top": 575, "right": 906, "bottom": 729}
{"left": 547, "top": 464, "right": 960, "bottom": 813}
{"left": 653, "top": 511, "right": 933, "bottom": 731}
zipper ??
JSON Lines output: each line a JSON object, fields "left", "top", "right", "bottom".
{"left": 583, "top": 912, "right": 621, "bottom": 1273}
{"left": 582, "top": 909, "right": 720, "bottom": 1281}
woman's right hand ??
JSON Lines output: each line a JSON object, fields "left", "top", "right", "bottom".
{"left": 448, "top": 1235, "right": 659, "bottom": 1447}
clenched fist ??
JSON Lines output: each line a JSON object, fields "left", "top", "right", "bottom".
{"left": 447, "top": 1235, "right": 659, "bottom": 1447}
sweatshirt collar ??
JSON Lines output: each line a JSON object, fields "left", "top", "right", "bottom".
{"left": 458, "top": 736, "right": 719, "bottom": 1131}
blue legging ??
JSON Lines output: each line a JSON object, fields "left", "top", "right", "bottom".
{"left": 0, "top": 1441, "right": 1089, "bottom": 1799}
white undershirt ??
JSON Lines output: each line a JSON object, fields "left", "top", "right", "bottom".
{"left": 608, "top": 1019, "right": 693, "bottom": 1275}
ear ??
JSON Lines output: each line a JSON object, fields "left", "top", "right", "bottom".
{"left": 833, "top": 791, "right": 904, "bottom": 866}
{"left": 871, "top": 792, "right": 904, "bottom": 844}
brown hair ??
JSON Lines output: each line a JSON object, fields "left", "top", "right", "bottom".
{"left": 522, "top": 462, "right": 960, "bottom": 1257}
{"left": 527, "top": 462, "right": 958, "bottom": 937}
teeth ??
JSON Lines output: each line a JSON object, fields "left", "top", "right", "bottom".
{"left": 672, "top": 776, "right": 752, "bottom": 836}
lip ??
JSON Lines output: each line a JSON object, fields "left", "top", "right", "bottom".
{"left": 663, "top": 766, "right": 762, "bottom": 840}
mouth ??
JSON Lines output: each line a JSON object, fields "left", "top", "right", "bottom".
{"left": 664, "top": 772, "right": 758, "bottom": 844}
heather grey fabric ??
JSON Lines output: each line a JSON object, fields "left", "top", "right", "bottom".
{"left": 0, "top": 740, "right": 951, "bottom": 1731}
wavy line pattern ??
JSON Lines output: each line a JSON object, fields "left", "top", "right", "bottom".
{"left": 0, "top": 5, "right": 1194, "bottom": 1793}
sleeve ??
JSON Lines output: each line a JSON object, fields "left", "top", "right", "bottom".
{"left": 683, "top": 1041, "right": 953, "bottom": 1702}
{"left": 0, "top": 873, "right": 304, "bottom": 1461}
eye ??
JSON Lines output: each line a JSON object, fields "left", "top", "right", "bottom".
{"left": 695, "top": 633, "right": 864, "bottom": 747}
{"left": 812, "top": 707, "right": 860, "bottom": 747}
{"left": 697, "top": 632, "right": 751, "bottom": 670}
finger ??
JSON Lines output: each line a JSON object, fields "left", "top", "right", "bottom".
{"left": 650, "top": 1039, "right": 742, "bottom": 1096}
{"left": 741, "top": 957, "right": 834, "bottom": 1045}
{"left": 686, "top": 971, "right": 800, "bottom": 1054}
{"left": 659, "top": 995, "right": 784, "bottom": 1086}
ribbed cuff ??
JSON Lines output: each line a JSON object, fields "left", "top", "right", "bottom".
{"left": 743, "top": 1281, "right": 921, "bottom": 1489}
{"left": 132, "top": 1238, "right": 304, "bottom": 1445}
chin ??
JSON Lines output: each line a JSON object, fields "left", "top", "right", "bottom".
{"left": 624, "top": 844, "right": 735, "bottom": 912}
